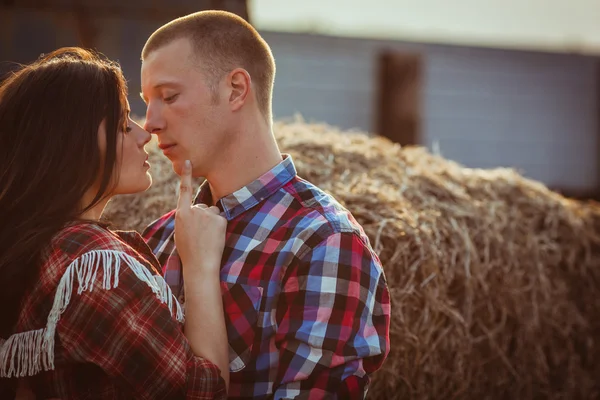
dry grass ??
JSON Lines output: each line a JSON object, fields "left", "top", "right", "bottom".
{"left": 104, "top": 119, "right": 600, "bottom": 399}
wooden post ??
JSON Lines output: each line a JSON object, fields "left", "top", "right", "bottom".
{"left": 210, "top": 0, "right": 250, "bottom": 22}
{"left": 75, "top": 9, "right": 97, "bottom": 49}
{"left": 595, "top": 62, "right": 600, "bottom": 200}
{"left": 376, "top": 51, "right": 423, "bottom": 146}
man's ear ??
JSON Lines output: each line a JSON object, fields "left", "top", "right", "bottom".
{"left": 228, "top": 68, "right": 251, "bottom": 111}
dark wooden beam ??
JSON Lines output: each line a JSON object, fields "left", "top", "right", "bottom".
{"left": 1, "top": 0, "right": 250, "bottom": 50}
{"left": 596, "top": 59, "right": 600, "bottom": 198}
{"left": 376, "top": 50, "right": 423, "bottom": 146}
{"left": 0, "top": 0, "right": 250, "bottom": 22}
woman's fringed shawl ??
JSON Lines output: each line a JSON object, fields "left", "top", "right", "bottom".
{"left": 0, "top": 250, "right": 184, "bottom": 378}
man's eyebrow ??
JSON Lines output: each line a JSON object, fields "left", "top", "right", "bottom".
{"left": 153, "top": 81, "right": 180, "bottom": 89}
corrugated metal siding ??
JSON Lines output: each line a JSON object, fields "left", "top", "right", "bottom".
{"left": 1, "top": 10, "right": 598, "bottom": 192}
{"left": 263, "top": 32, "right": 600, "bottom": 192}
{"left": 424, "top": 48, "right": 598, "bottom": 190}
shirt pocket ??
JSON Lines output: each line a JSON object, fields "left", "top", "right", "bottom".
{"left": 220, "top": 281, "right": 264, "bottom": 372}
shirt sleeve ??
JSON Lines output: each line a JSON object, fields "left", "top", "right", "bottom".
{"left": 56, "top": 251, "right": 227, "bottom": 400}
{"left": 273, "top": 231, "right": 391, "bottom": 399}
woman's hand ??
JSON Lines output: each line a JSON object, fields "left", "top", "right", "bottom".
{"left": 174, "top": 160, "right": 227, "bottom": 278}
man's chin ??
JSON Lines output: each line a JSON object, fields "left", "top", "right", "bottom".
{"left": 173, "top": 160, "right": 190, "bottom": 176}
{"left": 172, "top": 161, "right": 184, "bottom": 177}
{"left": 172, "top": 159, "right": 203, "bottom": 178}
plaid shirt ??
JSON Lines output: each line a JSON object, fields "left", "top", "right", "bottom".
{"left": 0, "top": 222, "right": 226, "bottom": 399}
{"left": 143, "top": 154, "right": 391, "bottom": 399}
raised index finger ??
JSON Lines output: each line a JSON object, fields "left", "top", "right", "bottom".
{"left": 177, "top": 160, "right": 193, "bottom": 210}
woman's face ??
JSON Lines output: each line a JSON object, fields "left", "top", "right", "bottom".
{"left": 97, "top": 107, "right": 153, "bottom": 196}
{"left": 113, "top": 115, "right": 153, "bottom": 195}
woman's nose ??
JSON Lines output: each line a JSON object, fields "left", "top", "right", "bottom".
{"left": 140, "top": 127, "right": 151, "bottom": 146}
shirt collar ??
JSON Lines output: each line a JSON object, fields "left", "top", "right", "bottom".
{"left": 193, "top": 154, "right": 297, "bottom": 220}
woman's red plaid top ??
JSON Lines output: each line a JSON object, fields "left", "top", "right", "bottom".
{"left": 0, "top": 222, "right": 226, "bottom": 399}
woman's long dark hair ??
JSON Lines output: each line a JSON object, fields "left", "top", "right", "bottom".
{"left": 0, "top": 47, "right": 129, "bottom": 338}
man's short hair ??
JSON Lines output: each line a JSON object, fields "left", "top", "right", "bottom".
{"left": 142, "top": 10, "right": 276, "bottom": 120}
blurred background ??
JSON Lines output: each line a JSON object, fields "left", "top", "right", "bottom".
{"left": 1, "top": 0, "right": 599, "bottom": 200}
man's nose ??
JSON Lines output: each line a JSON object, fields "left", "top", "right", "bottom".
{"left": 144, "top": 103, "right": 164, "bottom": 134}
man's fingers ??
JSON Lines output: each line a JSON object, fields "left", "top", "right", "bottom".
{"left": 177, "top": 160, "right": 193, "bottom": 210}
{"left": 208, "top": 206, "right": 221, "bottom": 215}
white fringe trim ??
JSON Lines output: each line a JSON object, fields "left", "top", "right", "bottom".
{"left": 0, "top": 250, "right": 184, "bottom": 378}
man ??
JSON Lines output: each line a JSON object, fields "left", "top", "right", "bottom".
{"left": 141, "top": 10, "right": 391, "bottom": 399}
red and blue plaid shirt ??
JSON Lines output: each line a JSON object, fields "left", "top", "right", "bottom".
{"left": 143, "top": 154, "right": 391, "bottom": 399}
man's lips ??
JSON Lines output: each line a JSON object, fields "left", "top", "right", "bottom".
{"left": 158, "top": 143, "right": 176, "bottom": 151}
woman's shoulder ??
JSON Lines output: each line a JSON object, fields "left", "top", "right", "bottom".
{"left": 50, "top": 221, "right": 128, "bottom": 257}
{"left": 45, "top": 221, "right": 163, "bottom": 279}
{"left": 42, "top": 221, "right": 162, "bottom": 281}
{"left": 35, "top": 222, "right": 133, "bottom": 293}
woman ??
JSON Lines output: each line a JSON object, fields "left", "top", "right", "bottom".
{"left": 0, "top": 47, "right": 229, "bottom": 399}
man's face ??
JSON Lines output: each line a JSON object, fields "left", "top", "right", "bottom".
{"left": 141, "top": 38, "right": 227, "bottom": 177}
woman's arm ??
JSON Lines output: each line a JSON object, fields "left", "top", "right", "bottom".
{"left": 183, "top": 272, "right": 230, "bottom": 390}
{"left": 173, "top": 159, "right": 230, "bottom": 390}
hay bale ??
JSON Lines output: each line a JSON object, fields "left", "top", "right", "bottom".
{"left": 103, "top": 119, "right": 600, "bottom": 400}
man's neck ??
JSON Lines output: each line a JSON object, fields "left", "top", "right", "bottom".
{"left": 205, "top": 123, "right": 282, "bottom": 203}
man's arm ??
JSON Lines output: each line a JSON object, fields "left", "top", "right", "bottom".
{"left": 273, "top": 231, "right": 391, "bottom": 399}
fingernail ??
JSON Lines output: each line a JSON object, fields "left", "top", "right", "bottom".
{"left": 185, "top": 160, "right": 191, "bottom": 169}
